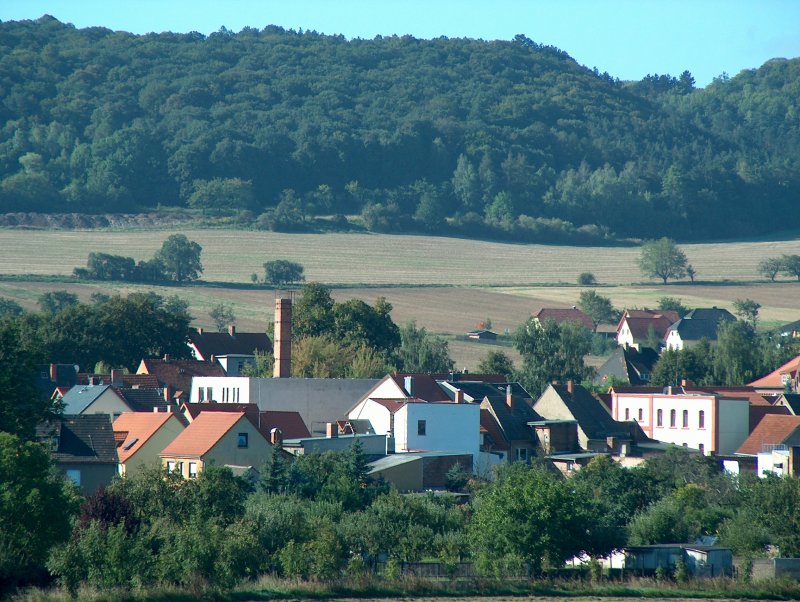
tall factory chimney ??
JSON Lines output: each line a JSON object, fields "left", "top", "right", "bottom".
{"left": 273, "top": 297, "right": 292, "bottom": 378}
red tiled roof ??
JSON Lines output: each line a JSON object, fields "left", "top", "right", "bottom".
{"left": 113, "top": 412, "right": 181, "bottom": 462}
{"left": 749, "top": 354, "right": 800, "bottom": 388}
{"left": 390, "top": 374, "right": 451, "bottom": 401}
{"left": 77, "top": 373, "right": 161, "bottom": 388}
{"left": 750, "top": 405, "right": 791, "bottom": 433}
{"left": 161, "top": 412, "right": 246, "bottom": 458}
{"left": 180, "top": 403, "right": 310, "bottom": 441}
{"left": 736, "top": 414, "right": 800, "bottom": 455}
{"left": 533, "top": 307, "right": 594, "bottom": 330}
{"left": 138, "top": 358, "right": 225, "bottom": 392}
{"left": 622, "top": 309, "right": 680, "bottom": 323}
{"left": 260, "top": 411, "right": 311, "bottom": 439}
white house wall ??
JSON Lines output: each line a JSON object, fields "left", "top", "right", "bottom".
{"left": 348, "top": 399, "right": 392, "bottom": 435}
{"left": 395, "top": 403, "right": 480, "bottom": 460}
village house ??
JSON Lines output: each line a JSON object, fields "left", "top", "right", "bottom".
{"left": 188, "top": 326, "right": 272, "bottom": 375}
{"left": 736, "top": 414, "right": 800, "bottom": 477}
{"left": 113, "top": 411, "right": 186, "bottom": 475}
{"left": 595, "top": 346, "right": 660, "bottom": 386}
{"left": 663, "top": 307, "right": 736, "bottom": 351}
{"left": 180, "top": 401, "right": 311, "bottom": 440}
{"left": 611, "top": 386, "right": 751, "bottom": 455}
{"left": 137, "top": 355, "right": 225, "bottom": 404}
{"left": 160, "top": 411, "right": 271, "bottom": 479}
{"left": 533, "top": 307, "right": 595, "bottom": 331}
{"left": 749, "top": 353, "right": 800, "bottom": 393}
{"left": 37, "top": 414, "right": 118, "bottom": 493}
{"left": 616, "top": 309, "right": 679, "bottom": 350}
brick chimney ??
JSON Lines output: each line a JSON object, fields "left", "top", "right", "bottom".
{"left": 228, "top": 325, "right": 236, "bottom": 336}
{"left": 273, "top": 298, "right": 292, "bottom": 378}
{"left": 270, "top": 427, "right": 283, "bottom": 445}
{"left": 506, "top": 384, "right": 513, "bottom": 408}
{"left": 454, "top": 389, "right": 464, "bottom": 404}
{"left": 197, "top": 327, "right": 203, "bottom": 334}
{"left": 111, "top": 369, "right": 123, "bottom": 386}
{"left": 49, "top": 363, "right": 57, "bottom": 382}
{"left": 567, "top": 380, "right": 574, "bottom": 395}
{"left": 163, "top": 385, "right": 171, "bottom": 402}
{"left": 163, "top": 354, "right": 171, "bottom": 362}
{"left": 326, "top": 422, "right": 338, "bottom": 438}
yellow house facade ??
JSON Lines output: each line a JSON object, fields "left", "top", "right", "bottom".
{"left": 160, "top": 411, "right": 270, "bottom": 479}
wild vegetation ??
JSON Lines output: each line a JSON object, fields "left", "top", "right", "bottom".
{"left": 0, "top": 18, "right": 799, "bottom": 243}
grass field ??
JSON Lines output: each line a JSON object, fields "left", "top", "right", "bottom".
{"left": 2, "top": 228, "right": 800, "bottom": 370}
{"left": 2, "top": 229, "right": 800, "bottom": 285}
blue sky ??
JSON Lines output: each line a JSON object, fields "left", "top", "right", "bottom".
{"left": 2, "top": 0, "right": 798, "bottom": 87}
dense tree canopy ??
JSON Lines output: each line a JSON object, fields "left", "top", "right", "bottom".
{"left": 0, "top": 19, "right": 798, "bottom": 242}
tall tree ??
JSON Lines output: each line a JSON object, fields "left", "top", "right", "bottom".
{"left": 513, "top": 318, "right": 592, "bottom": 396}
{"left": 577, "top": 290, "right": 617, "bottom": 329}
{"left": 637, "top": 238, "right": 688, "bottom": 284}
{"left": 153, "top": 234, "right": 203, "bottom": 282}
{"left": 397, "top": 321, "right": 454, "bottom": 374}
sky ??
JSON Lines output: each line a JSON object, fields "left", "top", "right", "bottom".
{"left": 1, "top": 0, "right": 798, "bottom": 87}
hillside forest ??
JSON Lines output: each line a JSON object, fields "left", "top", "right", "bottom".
{"left": 0, "top": 17, "right": 799, "bottom": 243}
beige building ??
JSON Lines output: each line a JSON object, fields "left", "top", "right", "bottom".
{"left": 114, "top": 412, "right": 185, "bottom": 475}
{"left": 160, "top": 412, "right": 271, "bottom": 479}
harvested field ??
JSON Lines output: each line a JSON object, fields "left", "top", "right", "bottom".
{"left": 2, "top": 229, "right": 800, "bottom": 285}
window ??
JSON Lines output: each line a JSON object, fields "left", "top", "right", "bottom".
{"left": 656, "top": 409, "right": 663, "bottom": 427}
{"left": 624, "top": 408, "right": 630, "bottom": 420}
{"left": 222, "top": 388, "right": 227, "bottom": 402}
{"left": 233, "top": 388, "right": 240, "bottom": 402}
{"left": 638, "top": 408, "right": 643, "bottom": 422}
{"left": 66, "top": 469, "right": 81, "bottom": 486}
{"left": 206, "top": 387, "right": 213, "bottom": 401}
{"left": 237, "top": 432, "right": 248, "bottom": 448}
{"left": 682, "top": 410, "right": 689, "bottom": 428}
{"left": 198, "top": 387, "right": 205, "bottom": 402}
{"left": 698, "top": 410, "right": 705, "bottom": 429}
{"left": 417, "top": 420, "right": 426, "bottom": 436}
{"left": 167, "top": 461, "right": 176, "bottom": 473}
{"left": 670, "top": 409, "right": 676, "bottom": 427}
{"left": 188, "top": 462, "right": 198, "bottom": 479}
{"left": 516, "top": 448, "right": 528, "bottom": 462}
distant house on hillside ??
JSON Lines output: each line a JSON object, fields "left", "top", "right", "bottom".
{"left": 664, "top": 308, "right": 736, "bottom": 351}
{"left": 533, "top": 307, "right": 594, "bottom": 331}
{"left": 616, "top": 309, "right": 679, "bottom": 350}
{"left": 188, "top": 326, "right": 272, "bottom": 376}
{"left": 595, "top": 347, "right": 660, "bottom": 386}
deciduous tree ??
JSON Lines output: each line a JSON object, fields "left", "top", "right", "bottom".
{"left": 153, "top": 234, "right": 203, "bottom": 282}
{"left": 637, "top": 237, "right": 688, "bottom": 284}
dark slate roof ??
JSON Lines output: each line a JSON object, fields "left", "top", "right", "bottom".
{"left": 483, "top": 396, "right": 543, "bottom": 442}
{"left": 779, "top": 394, "right": 800, "bottom": 415}
{"left": 597, "top": 347, "right": 660, "bottom": 386}
{"left": 549, "top": 383, "right": 626, "bottom": 440}
{"left": 667, "top": 308, "right": 736, "bottom": 342}
{"left": 189, "top": 329, "right": 272, "bottom": 359}
{"left": 443, "top": 381, "right": 533, "bottom": 403}
{"left": 37, "top": 415, "right": 118, "bottom": 464}
{"left": 117, "top": 388, "right": 170, "bottom": 412}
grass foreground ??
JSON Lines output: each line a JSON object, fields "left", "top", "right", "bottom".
{"left": 14, "top": 575, "right": 800, "bottom": 602}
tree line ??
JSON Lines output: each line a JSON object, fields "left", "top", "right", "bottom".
{"left": 6, "top": 431, "right": 800, "bottom": 595}
{"left": 1, "top": 18, "right": 799, "bottom": 243}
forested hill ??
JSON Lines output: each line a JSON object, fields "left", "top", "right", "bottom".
{"left": 1, "top": 16, "right": 799, "bottom": 242}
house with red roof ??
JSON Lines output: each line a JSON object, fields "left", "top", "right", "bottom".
{"left": 160, "top": 412, "right": 271, "bottom": 479}
{"left": 533, "top": 307, "right": 594, "bottom": 331}
{"left": 113, "top": 411, "right": 185, "bottom": 475}
{"left": 179, "top": 401, "right": 310, "bottom": 440}
{"left": 616, "top": 309, "right": 679, "bottom": 350}
{"left": 736, "top": 414, "right": 800, "bottom": 477}
{"left": 749, "top": 353, "right": 800, "bottom": 393}
{"left": 137, "top": 354, "right": 225, "bottom": 403}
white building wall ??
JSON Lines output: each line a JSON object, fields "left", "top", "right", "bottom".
{"left": 613, "top": 394, "right": 653, "bottom": 429}
{"left": 616, "top": 322, "right": 635, "bottom": 348}
{"left": 665, "top": 330, "right": 683, "bottom": 351}
{"left": 348, "top": 400, "right": 392, "bottom": 436}
{"left": 367, "top": 378, "right": 407, "bottom": 399}
{"left": 395, "top": 403, "right": 480, "bottom": 459}
{"left": 717, "top": 398, "right": 750, "bottom": 455}
{"left": 191, "top": 377, "right": 250, "bottom": 405}
{"left": 651, "top": 396, "right": 714, "bottom": 453}
{"left": 757, "top": 450, "right": 789, "bottom": 477}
